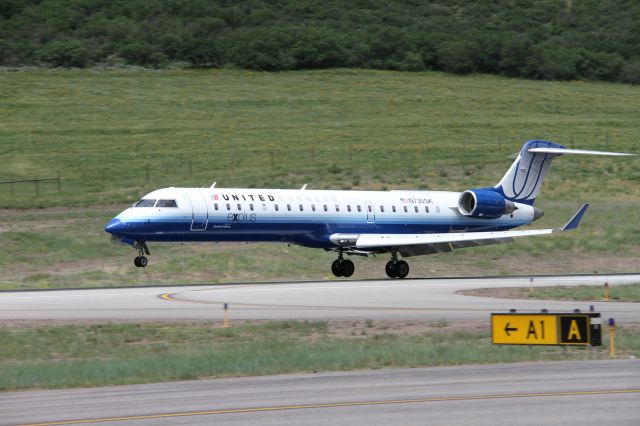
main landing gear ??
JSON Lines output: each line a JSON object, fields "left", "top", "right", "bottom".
{"left": 133, "top": 241, "right": 150, "bottom": 268}
{"left": 330, "top": 250, "right": 410, "bottom": 279}
{"left": 385, "top": 252, "right": 409, "bottom": 279}
{"left": 331, "top": 251, "right": 355, "bottom": 277}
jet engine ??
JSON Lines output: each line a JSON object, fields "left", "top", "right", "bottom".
{"left": 458, "top": 189, "right": 517, "bottom": 219}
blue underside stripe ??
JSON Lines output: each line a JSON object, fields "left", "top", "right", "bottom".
{"left": 111, "top": 220, "right": 524, "bottom": 249}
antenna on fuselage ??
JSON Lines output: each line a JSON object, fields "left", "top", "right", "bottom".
{"left": 300, "top": 184, "right": 308, "bottom": 190}
{"left": 210, "top": 181, "right": 217, "bottom": 188}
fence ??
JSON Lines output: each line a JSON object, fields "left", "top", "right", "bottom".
{"left": 1, "top": 174, "right": 61, "bottom": 197}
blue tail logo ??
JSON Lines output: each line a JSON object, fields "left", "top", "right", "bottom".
{"left": 494, "top": 140, "right": 565, "bottom": 205}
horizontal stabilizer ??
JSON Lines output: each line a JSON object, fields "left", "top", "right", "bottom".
{"left": 528, "top": 147, "right": 634, "bottom": 156}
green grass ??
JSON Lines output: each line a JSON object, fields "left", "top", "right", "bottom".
{"left": 1, "top": 69, "right": 639, "bottom": 288}
{"left": 527, "top": 283, "right": 640, "bottom": 302}
{"left": 1, "top": 320, "right": 636, "bottom": 390}
{"left": 1, "top": 69, "right": 640, "bottom": 209}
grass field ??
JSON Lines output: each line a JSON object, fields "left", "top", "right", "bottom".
{"left": 2, "top": 69, "right": 640, "bottom": 208}
{"left": 463, "top": 283, "right": 640, "bottom": 302}
{"left": 1, "top": 69, "right": 639, "bottom": 288}
{"left": 1, "top": 320, "right": 637, "bottom": 390}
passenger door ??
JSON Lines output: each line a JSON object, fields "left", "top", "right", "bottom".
{"left": 188, "top": 189, "right": 208, "bottom": 231}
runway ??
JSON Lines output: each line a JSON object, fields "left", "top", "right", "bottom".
{"left": 2, "top": 360, "right": 639, "bottom": 425}
{"left": 1, "top": 274, "right": 639, "bottom": 322}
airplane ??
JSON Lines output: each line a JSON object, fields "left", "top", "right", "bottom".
{"left": 105, "top": 140, "right": 633, "bottom": 279}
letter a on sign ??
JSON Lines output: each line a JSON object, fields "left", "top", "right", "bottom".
{"left": 568, "top": 320, "right": 581, "bottom": 340}
{"left": 559, "top": 315, "right": 589, "bottom": 345}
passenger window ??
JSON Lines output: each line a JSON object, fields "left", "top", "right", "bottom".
{"left": 425, "top": 206, "right": 429, "bottom": 213}
{"left": 414, "top": 206, "right": 418, "bottom": 213}
{"left": 357, "top": 205, "right": 362, "bottom": 212}
{"left": 214, "top": 203, "right": 219, "bottom": 211}
{"left": 287, "top": 204, "right": 291, "bottom": 211}
{"left": 380, "top": 206, "right": 384, "bottom": 212}
{"left": 403, "top": 206, "right": 408, "bottom": 213}
{"left": 347, "top": 205, "right": 351, "bottom": 212}
{"left": 392, "top": 206, "right": 396, "bottom": 213}
{"left": 275, "top": 204, "right": 279, "bottom": 211}
{"left": 262, "top": 204, "right": 267, "bottom": 211}
{"left": 226, "top": 203, "right": 231, "bottom": 211}
{"left": 249, "top": 204, "right": 254, "bottom": 211}
{"left": 299, "top": 204, "right": 304, "bottom": 211}
{"left": 312, "top": 205, "right": 316, "bottom": 212}
{"left": 135, "top": 199, "right": 156, "bottom": 207}
{"left": 323, "top": 205, "right": 328, "bottom": 212}
{"left": 156, "top": 200, "right": 177, "bottom": 208}
{"left": 237, "top": 203, "right": 241, "bottom": 210}
{"left": 335, "top": 205, "right": 340, "bottom": 212}
{"left": 368, "top": 205, "right": 372, "bottom": 212}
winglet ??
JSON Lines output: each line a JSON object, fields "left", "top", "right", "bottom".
{"left": 561, "top": 204, "right": 589, "bottom": 231}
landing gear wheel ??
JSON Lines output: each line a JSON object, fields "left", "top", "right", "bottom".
{"left": 331, "top": 259, "right": 343, "bottom": 277}
{"left": 134, "top": 241, "right": 150, "bottom": 268}
{"left": 385, "top": 260, "right": 398, "bottom": 279}
{"left": 340, "top": 259, "right": 355, "bottom": 277}
{"left": 395, "top": 260, "right": 409, "bottom": 279}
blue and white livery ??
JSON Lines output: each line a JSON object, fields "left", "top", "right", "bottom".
{"left": 105, "top": 140, "right": 633, "bottom": 278}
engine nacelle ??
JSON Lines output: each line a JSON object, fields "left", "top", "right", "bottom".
{"left": 458, "top": 189, "right": 517, "bottom": 219}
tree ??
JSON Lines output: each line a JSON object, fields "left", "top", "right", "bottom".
{"left": 37, "top": 38, "right": 89, "bottom": 67}
{"left": 437, "top": 41, "right": 478, "bottom": 74}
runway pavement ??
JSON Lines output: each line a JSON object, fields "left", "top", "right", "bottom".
{"left": 2, "top": 360, "right": 639, "bottom": 425}
{"left": 1, "top": 274, "right": 639, "bottom": 322}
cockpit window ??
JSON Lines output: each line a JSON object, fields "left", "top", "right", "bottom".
{"left": 156, "top": 199, "right": 178, "bottom": 208}
{"left": 135, "top": 199, "right": 157, "bottom": 207}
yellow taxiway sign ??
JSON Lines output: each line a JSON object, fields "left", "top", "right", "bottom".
{"left": 491, "top": 313, "right": 595, "bottom": 346}
{"left": 492, "top": 314, "right": 558, "bottom": 345}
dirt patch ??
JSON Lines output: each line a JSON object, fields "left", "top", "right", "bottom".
{"left": 460, "top": 287, "right": 534, "bottom": 300}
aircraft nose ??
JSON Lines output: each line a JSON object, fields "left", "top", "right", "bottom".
{"left": 105, "top": 218, "right": 125, "bottom": 234}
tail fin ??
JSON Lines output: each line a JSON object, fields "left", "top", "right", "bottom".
{"left": 495, "top": 140, "right": 633, "bottom": 205}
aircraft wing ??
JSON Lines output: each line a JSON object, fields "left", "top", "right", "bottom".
{"left": 336, "top": 204, "right": 589, "bottom": 258}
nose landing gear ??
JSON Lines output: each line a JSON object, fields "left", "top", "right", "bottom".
{"left": 331, "top": 251, "right": 355, "bottom": 277}
{"left": 133, "top": 241, "right": 150, "bottom": 268}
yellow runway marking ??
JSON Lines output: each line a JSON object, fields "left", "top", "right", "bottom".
{"left": 159, "top": 291, "right": 499, "bottom": 312}
{"left": 21, "top": 389, "right": 640, "bottom": 426}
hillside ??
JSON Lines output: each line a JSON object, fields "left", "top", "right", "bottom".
{"left": 2, "top": 0, "right": 640, "bottom": 84}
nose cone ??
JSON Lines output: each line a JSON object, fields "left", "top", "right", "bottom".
{"left": 105, "top": 218, "right": 125, "bottom": 234}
